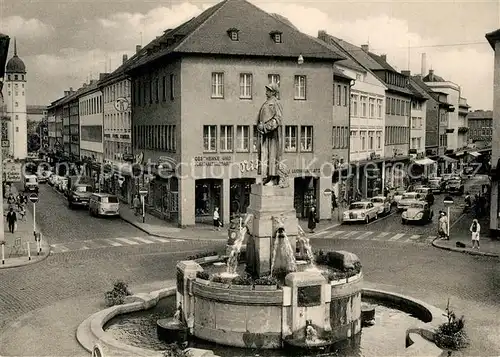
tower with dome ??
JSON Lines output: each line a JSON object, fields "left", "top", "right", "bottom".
{"left": 4, "top": 39, "right": 27, "bottom": 160}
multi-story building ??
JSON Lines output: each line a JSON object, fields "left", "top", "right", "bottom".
{"left": 127, "top": 0, "right": 345, "bottom": 226}
{"left": 47, "top": 89, "right": 74, "bottom": 158}
{"left": 47, "top": 105, "right": 56, "bottom": 150}
{"left": 62, "top": 99, "right": 70, "bottom": 155}
{"left": 79, "top": 81, "right": 104, "bottom": 178}
{"left": 485, "top": 29, "right": 500, "bottom": 237}
{"left": 4, "top": 40, "right": 28, "bottom": 160}
{"left": 468, "top": 110, "right": 493, "bottom": 148}
{"left": 26, "top": 105, "right": 48, "bottom": 123}
{"left": 317, "top": 31, "right": 387, "bottom": 199}
{"left": 69, "top": 95, "right": 80, "bottom": 160}
{"left": 100, "top": 54, "right": 134, "bottom": 203}
{"left": 458, "top": 97, "right": 470, "bottom": 151}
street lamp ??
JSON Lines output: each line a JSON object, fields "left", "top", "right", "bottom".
{"left": 443, "top": 195, "right": 454, "bottom": 238}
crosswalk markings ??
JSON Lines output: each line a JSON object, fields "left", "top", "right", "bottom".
{"left": 104, "top": 239, "right": 123, "bottom": 247}
{"left": 115, "top": 238, "right": 139, "bottom": 245}
{"left": 372, "top": 232, "right": 390, "bottom": 240}
{"left": 149, "top": 236, "right": 170, "bottom": 243}
{"left": 315, "top": 231, "right": 330, "bottom": 237}
{"left": 340, "top": 231, "right": 359, "bottom": 239}
{"left": 80, "top": 246, "right": 90, "bottom": 250}
{"left": 388, "top": 233, "right": 406, "bottom": 241}
{"left": 329, "top": 231, "right": 345, "bottom": 237}
{"left": 132, "top": 237, "right": 156, "bottom": 244}
{"left": 355, "top": 231, "right": 373, "bottom": 240}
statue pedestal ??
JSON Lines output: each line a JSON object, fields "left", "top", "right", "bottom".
{"left": 246, "top": 183, "right": 298, "bottom": 277}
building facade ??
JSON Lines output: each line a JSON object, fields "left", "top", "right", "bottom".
{"left": 100, "top": 55, "right": 134, "bottom": 204}
{"left": 127, "top": 0, "right": 345, "bottom": 226}
{"left": 4, "top": 41, "right": 28, "bottom": 160}
{"left": 69, "top": 96, "right": 80, "bottom": 160}
{"left": 457, "top": 97, "right": 470, "bottom": 151}
{"left": 79, "top": 82, "right": 104, "bottom": 164}
{"left": 468, "top": 110, "right": 493, "bottom": 149}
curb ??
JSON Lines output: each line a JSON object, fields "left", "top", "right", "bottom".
{"left": 431, "top": 237, "right": 499, "bottom": 258}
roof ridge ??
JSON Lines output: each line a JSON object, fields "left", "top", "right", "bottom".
{"left": 170, "top": 0, "right": 231, "bottom": 53}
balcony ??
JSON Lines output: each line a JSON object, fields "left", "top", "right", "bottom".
{"left": 458, "top": 127, "right": 468, "bottom": 133}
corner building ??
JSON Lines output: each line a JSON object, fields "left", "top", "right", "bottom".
{"left": 127, "top": 0, "right": 344, "bottom": 226}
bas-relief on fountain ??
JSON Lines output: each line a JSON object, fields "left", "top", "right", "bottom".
{"left": 175, "top": 84, "right": 363, "bottom": 349}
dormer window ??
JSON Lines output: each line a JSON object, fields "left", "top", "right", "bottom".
{"left": 227, "top": 28, "right": 239, "bottom": 41}
{"left": 270, "top": 31, "right": 282, "bottom": 43}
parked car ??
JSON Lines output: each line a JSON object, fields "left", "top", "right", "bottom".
{"left": 370, "top": 196, "right": 391, "bottom": 216}
{"left": 342, "top": 201, "right": 379, "bottom": 224}
{"left": 397, "top": 192, "right": 422, "bottom": 211}
{"left": 68, "top": 183, "right": 94, "bottom": 209}
{"left": 390, "top": 188, "right": 407, "bottom": 206}
{"left": 428, "top": 177, "right": 445, "bottom": 193}
{"left": 57, "top": 177, "right": 68, "bottom": 193}
{"left": 401, "top": 201, "right": 433, "bottom": 225}
{"left": 414, "top": 187, "right": 435, "bottom": 205}
{"left": 48, "top": 174, "right": 57, "bottom": 186}
{"left": 89, "top": 193, "right": 120, "bottom": 217}
{"left": 446, "top": 178, "right": 464, "bottom": 195}
{"left": 37, "top": 169, "right": 52, "bottom": 184}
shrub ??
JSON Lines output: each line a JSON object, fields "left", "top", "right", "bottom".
{"left": 434, "top": 299, "right": 469, "bottom": 350}
{"left": 254, "top": 275, "right": 278, "bottom": 286}
{"left": 196, "top": 271, "right": 210, "bottom": 280}
{"left": 231, "top": 275, "right": 253, "bottom": 285}
{"left": 104, "top": 280, "right": 132, "bottom": 307}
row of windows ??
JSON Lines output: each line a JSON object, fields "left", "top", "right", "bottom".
{"left": 6, "top": 74, "right": 25, "bottom": 81}
{"left": 469, "top": 119, "right": 492, "bottom": 128}
{"left": 385, "top": 96, "right": 410, "bottom": 116}
{"left": 80, "top": 95, "right": 103, "bottom": 116}
{"left": 133, "top": 125, "right": 177, "bottom": 152}
{"left": 104, "top": 112, "right": 131, "bottom": 132}
{"left": 439, "top": 134, "right": 447, "bottom": 147}
{"left": 385, "top": 126, "right": 409, "bottom": 145}
{"left": 351, "top": 94, "right": 383, "bottom": 119}
{"left": 332, "top": 126, "right": 349, "bottom": 149}
{"left": 411, "top": 117, "right": 424, "bottom": 129}
{"left": 104, "top": 142, "right": 132, "bottom": 161}
{"left": 202, "top": 124, "right": 314, "bottom": 153}
{"left": 350, "top": 130, "right": 383, "bottom": 152}
{"left": 333, "top": 84, "right": 349, "bottom": 107}
{"left": 411, "top": 101, "right": 422, "bottom": 110}
{"left": 104, "top": 81, "right": 130, "bottom": 103}
{"left": 470, "top": 128, "right": 492, "bottom": 136}
{"left": 133, "top": 74, "right": 176, "bottom": 107}
{"left": 411, "top": 137, "right": 423, "bottom": 150}
{"left": 209, "top": 73, "right": 307, "bottom": 100}
{"left": 80, "top": 125, "right": 103, "bottom": 143}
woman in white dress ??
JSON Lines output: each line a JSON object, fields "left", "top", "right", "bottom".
{"left": 470, "top": 219, "right": 480, "bottom": 249}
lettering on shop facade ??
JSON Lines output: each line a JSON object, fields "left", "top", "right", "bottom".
{"left": 194, "top": 156, "right": 232, "bottom": 167}
{"left": 291, "top": 168, "right": 320, "bottom": 174}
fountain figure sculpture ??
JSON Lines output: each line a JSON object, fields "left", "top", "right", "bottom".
{"left": 305, "top": 320, "right": 319, "bottom": 344}
{"left": 297, "top": 225, "right": 316, "bottom": 267}
{"left": 270, "top": 216, "right": 297, "bottom": 275}
{"left": 226, "top": 214, "right": 253, "bottom": 275}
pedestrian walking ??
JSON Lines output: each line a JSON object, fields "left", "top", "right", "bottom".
{"left": 308, "top": 206, "right": 319, "bottom": 233}
{"left": 470, "top": 219, "right": 481, "bottom": 249}
{"left": 213, "top": 207, "right": 221, "bottom": 231}
{"left": 438, "top": 211, "right": 449, "bottom": 240}
{"left": 133, "top": 195, "right": 141, "bottom": 216}
{"left": 6, "top": 207, "right": 17, "bottom": 234}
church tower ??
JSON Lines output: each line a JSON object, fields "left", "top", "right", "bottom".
{"left": 5, "top": 39, "right": 27, "bottom": 160}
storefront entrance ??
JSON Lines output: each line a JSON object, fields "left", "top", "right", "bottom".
{"left": 195, "top": 179, "right": 222, "bottom": 223}
{"left": 149, "top": 177, "right": 179, "bottom": 222}
{"left": 294, "top": 177, "right": 318, "bottom": 218}
{"left": 230, "top": 178, "right": 255, "bottom": 218}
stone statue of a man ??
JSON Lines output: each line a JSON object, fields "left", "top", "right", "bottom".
{"left": 257, "top": 83, "right": 284, "bottom": 186}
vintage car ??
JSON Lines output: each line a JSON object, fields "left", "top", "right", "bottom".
{"left": 401, "top": 201, "right": 433, "bottom": 224}
{"left": 446, "top": 178, "right": 464, "bottom": 195}
{"left": 414, "top": 187, "right": 435, "bottom": 205}
{"left": 428, "top": 177, "right": 445, "bottom": 193}
{"left": 390, "top": 188, "right": 407, "bottom": 206}
{"left": 397, "top": 192, "right": 423, "bottom": 211}
{"left": 370, "top": 196, "right": 391, "bottom": 216}
{"left": 342, "top": 201, "right": 379, "bottom": 224}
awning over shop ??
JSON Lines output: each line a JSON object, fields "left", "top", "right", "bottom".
{"left": 414, "top": 158, "right": 436, "bottom": 166}
{"left": 468, "top": 151, "right": 481, "bottom": 157}
{"left": 439, "top": 155, "right": 457, "bottom": 163}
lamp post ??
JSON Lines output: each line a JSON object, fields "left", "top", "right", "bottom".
{"left": 443, "top": 196, "right": 454, "bottom": 238}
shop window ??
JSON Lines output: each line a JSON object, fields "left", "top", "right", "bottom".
{"left": 239, "top": 73, "right": 252, "bottom": 99}
{"left": 236, "top": 125, "right": 249, "bottom": 152}
{"left": 300, "top": 125, "right": 313, "bottom": 152}
{"left": 203, "top": 125, "right": 217, "bottom": 152}
{"left": 211, "top": 72, "right": 224, "bottom": 98}
{"left": 220, "top": 125, "right": 233, "bottom": 152}
{"left": 294, "top": 75, "right": 306, "bottom": 100}
{"left": 284, "top": 125, "right": 297, "bottom": 152}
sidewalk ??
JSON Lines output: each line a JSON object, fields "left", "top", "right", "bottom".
{"left": 432, "top": 214, "right": 500, "bottom": 258}
{"left": 1, "top": 187, "right": 50, "bottom": 269}
{"left": 119, "top": 204, "right": 341, "bottom": 241}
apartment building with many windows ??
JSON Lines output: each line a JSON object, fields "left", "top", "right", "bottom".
{"left": 127, "top": 0, "right": 344, "bottom": 226}
{"left": 468, "top": 110, "right": 493, "bottom": 149}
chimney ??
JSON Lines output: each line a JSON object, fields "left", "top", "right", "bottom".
{"left": 318, "top": 30, "right": 327, "bottom": 40}
{"left": 361, "top": 44, "right": 369, "bottom": 52}
{"left": 401, "top": 70, "right": 411, "bottom": 77}
{"left": 136, "top": 45, "right": 142, "bottom": 53}
{"left": 64, "top": 91, "right": 70, "bottom": 96}
{"left": 69, "top": 87, "right": 73, "bottom": 92}
{"left": 421, "top": 53, "right": 427, "bottom": 76}
{"left": 122, "top": 54, "right": 128, "bottom": 64}
{"left": 380, "top": 54, "right": 387, "bottom": 61}
{"left": 428, "top": 69, "right": 434, "bottom": 81}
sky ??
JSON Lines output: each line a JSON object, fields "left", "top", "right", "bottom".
{"left": 0, "top": 0, "right": 499, "bottom": 109}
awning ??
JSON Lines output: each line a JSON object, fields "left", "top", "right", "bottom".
{"left": 468, "top": 151, "right": 481, "bottom": 157}
{"left": 439, "top": 155, "right": 458, "bottom": 163}
{"left": 414, "top": 158, "right": 436, "bottom": 166}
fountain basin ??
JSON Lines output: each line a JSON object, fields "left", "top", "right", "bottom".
{"left": 157, "top": 318, "right": 188, "bottom": 344}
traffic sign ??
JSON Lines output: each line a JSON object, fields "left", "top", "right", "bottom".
{"left": 139, "top": 189, "right": 148, "bottom": 196}
{"left": 1, "top": 140, "right": 9, "bottom": 148}
{"left": 323, "top": 188, "right": 333, "bottom": 196}
{"left": 29, "top": 193, "right": 39, "bottom": 203}
{"left": 443, "top": 196, "right": 454, "bottom": 205}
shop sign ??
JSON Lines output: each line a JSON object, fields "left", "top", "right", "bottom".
{"left": 239, "top": 159, "right": 258, "bottom": 173}
{"left": 122, "top": 153, "right": 134, "bottom": 162}
{"left": 3, "top": 162, "right": 22, "bottom": 182}
{"left": 194, "top": 155, "right": 232, "bottom": 167}
{"left": 291, "top": 168, "right": 320, "bottom": 175}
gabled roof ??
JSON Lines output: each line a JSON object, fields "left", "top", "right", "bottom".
{"left": 129, "top": 0, "right": 343, "bottom": 71}
{"left": 408, "top": 78, "right": 430, "bottom": 100}
{"left": 422, "top": 70, "right": 445, "bottom": 82}
{"left": 412, "top": 76, "right": 452, "bottom": 106}
{"left": 328, "top": 36, "right": 383, "bottom": 71}
{"left": 317, "top": 32, "right": 366, "bottom": 72}
{"left": 367, "top": 52, "right": 397, "bottom": 72}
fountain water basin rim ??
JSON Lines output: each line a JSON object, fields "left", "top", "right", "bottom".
{"left": 76, "top": 255, "right": 447, "bottom": 357}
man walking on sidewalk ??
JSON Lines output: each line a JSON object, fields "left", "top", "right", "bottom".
{"left": 6, "top": 207, "right": 17, "bottom": 234}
